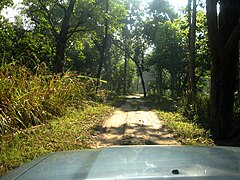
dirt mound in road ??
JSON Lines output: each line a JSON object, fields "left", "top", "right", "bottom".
{"left": 89, "top": 95, "right": 180, "bottom": 148}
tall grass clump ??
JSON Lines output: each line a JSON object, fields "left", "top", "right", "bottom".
{"left": 0, "top": 62, "right": 97, "bottom": 135}
{"left": 180, "top": 94, "right": 210, "bottom": 127}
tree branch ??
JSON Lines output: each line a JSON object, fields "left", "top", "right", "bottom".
{"left": 67, "top": 17, "right": 89, "bottom": 39}
{"left": 67, "top": 28, "right": 94, "bottom": 40}
{"left": 38, "top": 0, "right": 58, "bottom": 38}
{"left": 56, "top": 1, "right": 67, "bottom": 12}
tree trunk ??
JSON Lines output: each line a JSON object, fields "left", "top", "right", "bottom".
{"left": 187, "top": 0, "right": 197, "bottom": 104}
{"left": 187, "top": 0, "right": 192, "bottom": 50}
{"left": 96, "top": 0, "right": 109, "bottom": 93}
{"left": 206, "top": 0, "right": 240, "bottom": 139}
{"left": 177, "top": 71, "right": 181, "bottom": 97}
{"left": 140, "top": 73, "right": 147, "bottom": 98}
{"left": 134, "top": 62, "right": 146, "bottom": 98}
{"left": 96, "top": 50, "right": 104, "bottom": 89}
{"left": 54, "top": 38, "right": 66, "bottom": 73}
{"left": 138, "top": 66, "right": 147, "bottom": 98}
{"left": 123, "top": 51, "right": 127, "bottom": 95}
{"left": 158, "top": 67, "right": 163, "bottom": 96}
{"left": 53, "top": 0, "right": 76, "bottom": 73}
{"left": 129, "top": 45, "right": 147, "bottom": 98}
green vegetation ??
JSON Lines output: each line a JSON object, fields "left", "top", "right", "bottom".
{"left": 0, "top": 61, "right": 112, "bottom": 175}
{"left": 0, "top": 1, "right": 239, "bottom": 177}
{"left": 0, "top": 103, "right": 113, "bottom": 175}
{"left": 145, "top": 95, "right": 214, "bottom": 146}
{"left": 155, "top": 111, "right": 214, "bottom": 146}
{"left": 0, "top": 62, "right": 98, "bottom": 133}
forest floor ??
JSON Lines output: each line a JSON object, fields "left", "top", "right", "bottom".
{"left": 89, "top": 94, "right": 180, "bottom": 148}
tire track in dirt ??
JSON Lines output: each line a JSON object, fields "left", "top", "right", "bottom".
{"left": 90, "top": 95, "right": 180, "bottom": 148}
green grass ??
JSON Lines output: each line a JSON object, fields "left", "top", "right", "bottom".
{"left": 154, "top": 110, "right": 214, "bottom": 146}
{"left": 145, "top": 94, "right": 214, "bottom": 146}
{"left": 0, "top": 62, "right": 98, "bottom": 133}
{"left": 0, "top": 61, "right": 111, "bottom": 176}
{"left": 0, "top": 103, "right": 113, "bottom": 175}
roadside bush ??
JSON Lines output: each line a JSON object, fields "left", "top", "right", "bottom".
{"left": 195, "top": 94, "right": 211, "bottom": 128}
{"left": 0, "top": 62, "right": 98, "bottom": 134}
{"left": 146, "top": 94, "right": 178, "bottom": 112}
{"left": 180, "top": 94, "right": 210, "bottom": 129}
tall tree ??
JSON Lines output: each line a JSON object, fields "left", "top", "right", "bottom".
{"left": 129, "top": 42, "right": 147, "bottom": 98}
{"left": 187, "top": 0, "right": 197, "bottom": 104}
{"left": 146, "top": 20, "right": 185, "bottom": 97}
{"left": 120, "top": 0, "right": 147, "bottom": 96}
{"left": 145, "top": 0, "right": 177, "bottom": 44}
{"left": 54, "top": 0, "right": 76, "bottom": 73}
{"left": 144, "top": 0, "right": 179, "bottom": 97}
{"left": 123, "top": 26, "right": 129, "bottom": 95}
{"left": 23, "top": 0, "right": 95, "bottom": 73}
{"left": 95, "top": 0, "right": 109, "bottom": 93}
{"left": 93, "top": 0, "right": 126, "bottom": 93}
{"left": 206, "top": 0, "right": 240, "bottom": 139}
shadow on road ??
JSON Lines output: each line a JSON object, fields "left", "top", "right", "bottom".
{"left": 89, "top": 95, "right": 180, "bottom": 148}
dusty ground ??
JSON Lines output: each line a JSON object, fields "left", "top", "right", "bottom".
{"left": 90, "top": 95, "right": 180, "bottom": 148}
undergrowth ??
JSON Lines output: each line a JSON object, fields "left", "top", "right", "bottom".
{"left": 146, "top": 94, "right": 214, "bottom": 146}
{"left": 0, "top": 62, "right": 98, "bottom": 134}
{"left": 154, "top": 111, "right": 214, "bottom": 146}
{"left": 0, "top": 103, "right": 113, "bottom": 175}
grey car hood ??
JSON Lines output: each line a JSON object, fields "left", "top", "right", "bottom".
{"left": 1, "top": 145, "right": 240, "bottom": 180}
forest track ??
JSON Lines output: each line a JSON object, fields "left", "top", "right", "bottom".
{"left": 89, "top": 94, "right": 180, "bottom": 148}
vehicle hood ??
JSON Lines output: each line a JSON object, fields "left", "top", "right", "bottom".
{"left": 2, "top": 145, "right": 240, "bottom": 179}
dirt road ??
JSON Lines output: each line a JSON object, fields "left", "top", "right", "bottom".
{"left": 90, "top": 95, "right": 180, "bottom": 148}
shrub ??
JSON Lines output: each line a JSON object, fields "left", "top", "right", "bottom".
{"left": 0, "top": 62, "right": 98, "bottom": 134}
{"left": 195, "top": 94, "right": 211, "bottom": 128}
{"left": 180, "top": 94, "right": 211, "bottom": 129}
